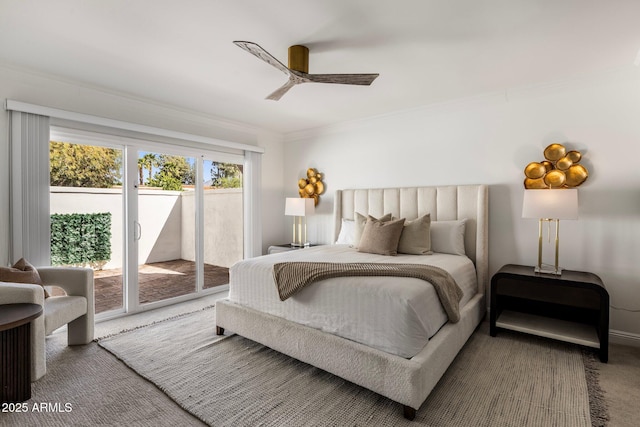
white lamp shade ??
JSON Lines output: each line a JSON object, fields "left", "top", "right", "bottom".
{"left": 285, "top": 197, "right": 315, "bottom": 216}
{"left": 522, "top": 189, "right": 578, "bottom": 220}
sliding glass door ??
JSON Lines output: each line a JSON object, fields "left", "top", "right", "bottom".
{"left": 50, "top": 127, "right": 244, "bottom": 317}
{"left": 136, "top": 150, "right": 197, "bottom": 305}
{"left": 49, "top": 133, "right": 125, "bottom": 315}
{"left": 202, "top": 159, "right": 244, "bottom": 289}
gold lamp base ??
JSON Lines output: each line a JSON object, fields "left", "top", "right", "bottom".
{"left": 534, "top": 218, "right": 564, "bottom": 276}
{"left": 523, "top": 189, "right": 578, "bottom": 277}
{"left": 290, "top": 242, "right": 311, "bottom": 248}
{"left": 291, "top": 215, "right": 309, "bottom": 248}
{"left": 534, "top": 264, "right": 562, "bottom": 275}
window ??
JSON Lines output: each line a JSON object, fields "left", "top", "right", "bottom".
{"left": 8, "top": 101, "right": 262, "bottom": 319}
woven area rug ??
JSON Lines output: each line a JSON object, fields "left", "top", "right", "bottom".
{"left": 97, "top": 306, "right": 607, "bottom": 427}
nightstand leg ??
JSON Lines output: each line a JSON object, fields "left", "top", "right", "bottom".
{"left": 599, "top": 345, "right": 608, "bottom": 363}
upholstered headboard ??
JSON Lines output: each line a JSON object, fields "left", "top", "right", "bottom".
{"left": 333, "top": 185, "right": 489, "bottom": 294}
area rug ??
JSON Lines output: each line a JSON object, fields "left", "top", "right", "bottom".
{"left": 97, "top": 306, "right": 607, "bottom": 427}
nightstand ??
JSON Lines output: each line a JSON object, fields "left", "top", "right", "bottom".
{"left": 267, "top": 244, "right": 319, "bottom": 255}
{"left": 1, "top": 303, "right": 43, "bottom": 402}
{"left": 490, "top": 264, "right": 609, "bottom": 362}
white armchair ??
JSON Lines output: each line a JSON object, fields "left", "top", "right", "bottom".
{"left": 0, "top": 267, "right": 94, "bottom": 381}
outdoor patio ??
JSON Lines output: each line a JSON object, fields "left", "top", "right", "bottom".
{"left": 48, "top": 188, "right": 240, "bottom": 314}
{"left": 92, "top": 259, "right": 229, "bottom": 314}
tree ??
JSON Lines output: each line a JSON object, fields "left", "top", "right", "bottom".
{"left": 50, "top": 141, "right": 121, "bottom": 188}
{"left": 138, "top": 153, "right": 159, "bottom": 185}
{"left": 147, "top": 155, "right": 194, "bottom": 191}
{"left": 211, "top": 162, "right": 242, "bottom": 188}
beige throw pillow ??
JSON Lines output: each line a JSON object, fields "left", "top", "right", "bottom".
{"left": 398, "top": 214, "right": 432, "bottom": 255}
{"left": 0, "top": 258, "right": 50, "bottom": 298}
{"left": 357, "top": 216, "right": 406, "bottom": 256}
{"left": 353, "top": 212, "right": 392, "bottom": 248}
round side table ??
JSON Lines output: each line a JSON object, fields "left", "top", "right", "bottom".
{"left": 1, "top": 303, "right": 43, "bottom": 403}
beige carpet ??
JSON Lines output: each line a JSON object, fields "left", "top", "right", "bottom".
{"left": 0, "top": 327, "right": 206, "bottom": 427}
{"left": 90, "top": 306, "right": 604, "bottom": 427}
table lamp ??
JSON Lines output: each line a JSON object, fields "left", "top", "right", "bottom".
{"left": 285, "top": 197, "right": 314, "bottom": 247}
{"left": 522, "top": 189, "right": 578, "bottom": 275}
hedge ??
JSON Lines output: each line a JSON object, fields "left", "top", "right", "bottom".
{"left": 50, "top": 213, "right": 112, "bottom": 268}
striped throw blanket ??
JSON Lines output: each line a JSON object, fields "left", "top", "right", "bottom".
{"left": 272, "top": 262, "right": 464, "bottom": 323}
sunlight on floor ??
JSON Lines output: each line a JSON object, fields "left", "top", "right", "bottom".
{"left": 139, "top": 265, "right": 186, "bottom": 275}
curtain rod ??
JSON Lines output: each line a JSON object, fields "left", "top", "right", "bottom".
{"left": 4, "top": 99, "right": 265, "bottom": 154}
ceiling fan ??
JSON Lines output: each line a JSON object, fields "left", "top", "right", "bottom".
{"left": 234, "top": 41, "right": 379, "bottom": 101}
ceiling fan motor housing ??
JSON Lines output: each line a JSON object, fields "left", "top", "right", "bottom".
{"left": 288, "top": 45, "right": 309, "bottom": 73}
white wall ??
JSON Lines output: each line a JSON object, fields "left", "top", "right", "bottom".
{"left": 136, "top": 190, "right": 183, "bottom": 264}
{"left": 0, "top": 64, "right": 286, "bottom": 267}
{"left": 283, "top": 68, "right": 640, "bottom": 339}
{"left": 51, "top": 187, "right": 245, "bottom": 270}
{"left": 181, "top": 189, "right": 243, "bottom": 268}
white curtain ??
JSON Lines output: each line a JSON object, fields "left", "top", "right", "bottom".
{"left": 10, "top": 111, "right": 51, "bottom": 266}
{"left": 243, "top": 150, "right": 262, "bottom": 258}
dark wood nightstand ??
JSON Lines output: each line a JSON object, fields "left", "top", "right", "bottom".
{"left": 1, "top": 303, "right": 43, "bottom": 402}
{"left": 490, "top": 264, "right": 609, "bottom": 362}
{"left": 267, "top": 244, "right": 319, "bottom": 255}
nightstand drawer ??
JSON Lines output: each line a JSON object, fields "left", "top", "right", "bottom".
{"left": 495, "top": 277, "right": 601, "bottom": 309}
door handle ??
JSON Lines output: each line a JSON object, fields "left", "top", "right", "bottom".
{"left": 134, "top": 220, "right": 142, "bottom": 241}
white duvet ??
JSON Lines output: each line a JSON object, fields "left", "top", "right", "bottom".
{"left": 228, "top": 244, "right": 478, "bottom": 358}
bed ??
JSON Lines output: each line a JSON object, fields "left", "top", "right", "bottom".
{"left": 215, "top": 184, "right": 489, "bottom": 419}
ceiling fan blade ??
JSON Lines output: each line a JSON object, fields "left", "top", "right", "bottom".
{"left": 265, "top": 78, "right": 299, "bottom": 101}
{"left": 235, "top": 41, "right": 379, "bottom": 99}
{"left": 233, "top": 41, "right": 290, "bottom": 75}
{"left": 305, "top": 73, "right": 379, "bottom": 86}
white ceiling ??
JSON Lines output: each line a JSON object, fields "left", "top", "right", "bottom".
{"left": 1, "top": 0, "right": 639, "bottom": 134}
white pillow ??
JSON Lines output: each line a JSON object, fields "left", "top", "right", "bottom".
{"left": 430, "top": 219, "right": 467, "bottom": 256}
{"left": 335, "top": 219, "right": 355, "bottom": 245}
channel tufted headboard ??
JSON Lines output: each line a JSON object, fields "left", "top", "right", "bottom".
{"left": 333, "top": 185, "right": 489, "bottom": 294}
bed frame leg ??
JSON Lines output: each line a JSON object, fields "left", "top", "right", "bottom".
{"left": 403, "top": 405, "right": 416, "bottom": 420}
{"left": 216, "top": 326, "right": 225, "bottom": 335}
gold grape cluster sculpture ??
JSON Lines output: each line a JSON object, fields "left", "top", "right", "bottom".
{"left": 524, "top": 143, "right": 588, "bottom": 189}
{"left": 298, "top": 168, "right": 325, "bottom": 205}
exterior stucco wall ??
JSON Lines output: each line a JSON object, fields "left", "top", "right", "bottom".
{"left": 50, "top": 187, "right": 241, "bottom": 270}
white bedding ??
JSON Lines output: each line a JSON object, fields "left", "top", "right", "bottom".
{"left": 228, "top": 244, "right": 478, "bottom": 358}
